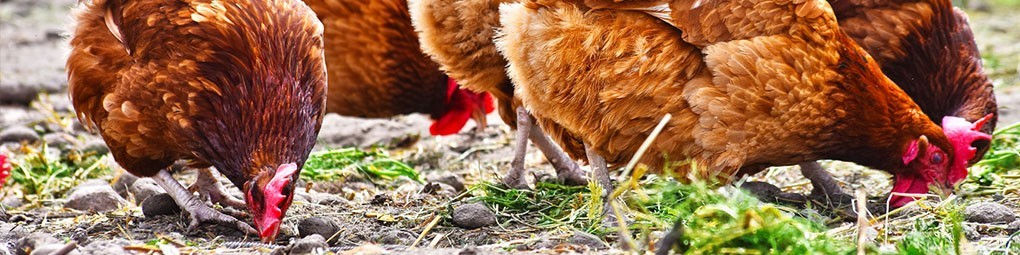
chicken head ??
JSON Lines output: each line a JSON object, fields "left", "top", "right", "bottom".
{"left": 429, "top": 79, "right": 495, "bottom": 135}
{"left": 245, "top": 163, "right": 299, "bottom": 242}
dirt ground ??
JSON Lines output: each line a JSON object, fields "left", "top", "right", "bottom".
{"left": 0, "top": 0, "right": 1018, "bottom": 254}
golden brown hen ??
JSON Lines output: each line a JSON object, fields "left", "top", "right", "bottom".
{"left": 496, "top": 0, "right": 986, "bottom": 208}
{"left": 409, "top": 0, "right": 588, "bottom": 187}
{"left": 67, "top": 0, "right": 326, "bottom": 242}
{"left": 303, "top": 0, "right": 494, "bottom": 136}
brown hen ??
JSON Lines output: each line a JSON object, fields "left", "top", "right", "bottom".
{"left": 497, "top": 0, "right": 987, "bottom": 208}
{"left": 409, "top": 0, "right": 589, "bottom": 188}
{"left": 303, "top": 0, "right": 494, "bottom": 136}
{"left": 67, "top": 0, "right": 326, "bottom": 242}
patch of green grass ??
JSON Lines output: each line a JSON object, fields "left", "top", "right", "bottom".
{"left": 971, "top": 121, "right": 1020, "bottom": 186}
{"left": 630, "top": 177, "right": 855, "bottom": 255}
{"left": 473, "top": 181, "right": 603, "bottom": 232}
{"left": 302, "top": 147, "right": 421, "bottom": 183}
{"left": 7, "top": 145, "right": 112, "bottom": 204}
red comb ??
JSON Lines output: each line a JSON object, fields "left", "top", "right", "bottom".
{"left": 942, "top": 114, "right": 993, "bottom": 183}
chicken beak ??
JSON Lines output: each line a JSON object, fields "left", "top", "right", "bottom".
{"left": 471, "top": 107, "right": 488, "bottom": 132}
{"left": 258, "top": 220, "right": 281, "bottom": 243}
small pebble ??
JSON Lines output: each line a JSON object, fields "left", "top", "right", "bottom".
{"left": 308, "top": 192, "right": 344, "bottom": 206}
{"left": 41, "top": 132, "right": 73, "bottom": 149}
{"left": 29, "top": 243, "right": 79, "bottom": 255}
{"left": 568, "top": 230, "right": 608, "bottom": 250}
{"left": 77, "top": 240, "right": 133, "bottom": 255}
{"left": 452, "top": 202, "right": 496, "bottom": 229}
{"left": 141, "top": 193, "right": 180, "bottom": 218}
{"left": 965, "top": 202, "right": 1016, "bottom": 224}
{"left": 129, "top": 178, "right": 165, "bottom": 205}
{"left": 287, "top": 234, "right": 329, "bottom": 255}
{"left": 110, "top": 172, "right": 138, "bottom": 199}
{"left": 298, "top": 216, "right": 340, "bottom": 241}
{"left": 428, "top": 175, "right": 465, "bottom": 192}
{"left": 0, "top": 126, "right": 39, "bottom": 143}
{"left": 64, "top": 184, "right": 127, "bottom": 213}
{"left": 15, "top": 232, "right": 59, "bottom": 255}
{"left": 371, "top": 229, "right": 415, "bottom": 245}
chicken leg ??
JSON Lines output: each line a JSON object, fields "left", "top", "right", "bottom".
{"left": 152, "top": 170, "right": 257, "bottom": 235}
{"left": 188, "top": 168, "right": 247, "bottom": 211}
{"left": 503, "top": 106, "right": 589, "bottom": 188}
{"left": 798, "top": 162, "right": 848, "bottom": 199}
{"left": 586, "top": 144, "right": 618, "bottom": 227}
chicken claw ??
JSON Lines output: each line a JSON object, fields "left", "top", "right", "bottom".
{"left": 503, "top": 106, "right": 590, "bottom": 189}
{"left": 152, "top": 170, "right": 258, "bottom": 236}
{"left": 188, "top": 168, "right": 248, "bottom": 211}
{"left": 503, "top": 107, "right": 534, "bottom": 189}
{"left": 798, "top": 162, "right": 849, "bottom": 200}
{"left": 529, "top": 123, "right": 589, "bottom": 186}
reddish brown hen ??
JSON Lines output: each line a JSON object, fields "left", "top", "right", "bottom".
{"left": 497, "top": 0, "right": 986, "bottom": 208}
{"left": 67, "top": 0, "right": 326, "bottom": 242}
{"left": 303, "top": 0, "right": 494, "bottom": 136}
{"left": 791, "top": 0, "right": 998, "bottom": 204}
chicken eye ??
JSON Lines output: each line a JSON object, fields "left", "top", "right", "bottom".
{"left": 931, "top": 152, "right": 945, "bottom": 164}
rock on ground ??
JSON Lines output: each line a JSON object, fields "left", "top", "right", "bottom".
{"left": 110, "top": 171, "right": 139, "bottom": 199}
{"left": 63, "top": 184, "right": 127, "bottom": 213}
{"left": 15, "top": 232, "right": 60, "bottom": 255}
{"left": 452, "top": 203, "right": 497, "bottom": 229}
{"left": 568, "top": 231, "right": 609, "bottom": 250}
{"left": 0, "top": 126, "right": 39, "bottom": 143}
{"left": 965, "top": 202, "right": 1017, "bottom": 224}
{"left": 273, "top": 234, "right": 329, "bottom": 255}
{"left": 129, "top": 178, "right": 164, "bottom": 205}
{"left": 141, "top": 193, "right": 180, "bottom": 218}
{"left": 298, "top": 216, "right": 341, "bottom": 242}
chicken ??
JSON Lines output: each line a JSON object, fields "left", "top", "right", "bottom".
{"left": 67, "top": 0, "right": 327, "bottom": 242}
{"left": 495, "top": 0, "right": 989, "bottom": 208}
{"left": 791, "top": 0, "right": 998, "bottom": 201}
{"left": 302, "top": 0, "right": 494, "bottom": 136}
{"left": 409, "top": 0, "right": 589, "bottom": 187}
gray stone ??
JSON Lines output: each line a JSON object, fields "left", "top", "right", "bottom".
{"left": 67, "top": 179, "right": 110, "bottom": 195}
{"left": 42, "top": 132, "right": 74, "bottom": 149}
{"left": 1007, "top": 219, "right": 1020, "bottom": 232}
{"left": 288, "top": 234, "right": 329, "bottom": 255}
{"left": 371, "top": 229, "right": 415, "bottom": 245}
{"left": 568, "top": 230, "right": 608, "bottom": 250}
{"left": 452, "top": 202, "right": 496, "bottom": 229}
{"left": 77, "top": 240, "right": 133, "bottom": 255}
{"left": 0, "top": 106, "right": 44, "bottom": 129}
{"left": 15, "top": 232, "right": 59, "bottom": 255}
{"left": 0, "top": 126, "right": 39, "bottom": 143}
{"left": 141, "top": 193, "right": 180, "bottom": 218}
{"left": 29, "top": 243, "right": 79, "bottom": 255}
{"left": 298, "top": 216, "right": 340, "bottom": 241}
{"left": 428, "top": 175, "right": 465, "bottom": 192}
{"left": 80, "top": 138, "right": 110, "bottom": 156}
{"left": 110, "top": 171, "right": 138, "bottom": 199}
{"left": 308, "top": 192, "right": 344, "bottom": 206}
{"left": 63, "top": 184, "right": 127, "bottom": 213}
{"left": 965, "top": 202, "right": 1017, "bottom": 224}
{"left": 129, "top": 178, "right": 164, "bottom": 204}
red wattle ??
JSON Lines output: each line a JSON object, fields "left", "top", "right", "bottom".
{"left": 890, "top": 174, "right": 929, "bottom": 208}
{"left": 430, "top": 109, "right": 472, "bottom": 136}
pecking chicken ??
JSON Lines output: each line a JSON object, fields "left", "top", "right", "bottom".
{"left": 409, "top": 0, "right": 589, "bottom": 187}
{"left": 67, "top": 0, "right": 327, "bottom": 242}
{"left": 302, "top": 0, "right": 495, "bottom": 136}
{"left": 792, "top": 0, "right": 998, "bottom": 201}
{"left": 495, "top": 0, "right": 991, "bottom": 208}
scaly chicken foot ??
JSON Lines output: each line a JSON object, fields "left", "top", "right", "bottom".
{"left": 188, "top": 168, "right": 248, "bottom": 211}
{"left": 798, "top": 162, "right": 853, "bottom": 205}
{"left": 529, "top": 123, "right": 588, "bottom": 186}
{"left": 586, "top": 144, "right": 619, "bottom": 228}
{"left": 503, "top": 107, "right": 534, "bottom": 189}
{"left": 152, "top": 170, "right": 258, "bottom": 235}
